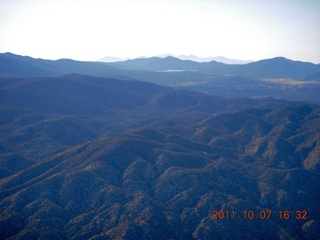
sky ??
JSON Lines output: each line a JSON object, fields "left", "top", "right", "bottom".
{"left": 0, "top": 0, "right": 320, "bottom": 63}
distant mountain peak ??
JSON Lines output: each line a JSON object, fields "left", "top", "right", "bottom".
{"left": 176, "top": 55, "right": 252, "bottom": 64}
{"left": 99, "top": 56, "right": 127, "bottom": 62}
{"left": 98, "top": 54, "right": 253, "bottom": 64}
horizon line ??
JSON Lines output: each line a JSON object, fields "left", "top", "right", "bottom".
{"left": 1, "top": 51, "right": 319, "bottom": 65}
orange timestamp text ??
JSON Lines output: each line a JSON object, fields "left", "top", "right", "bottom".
{"left": 211, "top": 210, "right": 307, "bottom": 220}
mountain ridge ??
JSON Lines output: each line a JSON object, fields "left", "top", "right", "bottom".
{"left": 177, "top": 54, "right": 253, "bottom": 64}
{"left": 2, "top": 52, "right": 320, "bottom": 107}
{"left": 1, "top": 52, "right": 318, "bottom": 80}
{"left": 99, "top": 54, "right": 253, "bottom": 64}
{"left": 109, "top": 55, "right": 318, "bottom": 79}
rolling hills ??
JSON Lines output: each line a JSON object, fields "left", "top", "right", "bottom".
{"left": 0, "top": 74, "right": 289, "bottom": 171}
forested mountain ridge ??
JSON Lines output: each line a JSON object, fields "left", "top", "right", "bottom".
{"left": 1, "top": 101, "right": 319, "bottom": 239}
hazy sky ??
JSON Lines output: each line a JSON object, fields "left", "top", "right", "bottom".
{"left": 0, "top": 0, "right": 319, "bottom": 63}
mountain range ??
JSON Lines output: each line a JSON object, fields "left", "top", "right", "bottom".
{"left": 1, "top": 52, "right": 319, "bottom": 80}
{"left": 0, "top": 53, "right": 320, "bottom": 239}
{"left": 107, "top": 55, "right": 318, "bottom": 79}
{"left": 177, "top": 55, "right": 253, "bottom": 64}
{"left": 99, "top": 54, "right": 253, "bottom": 64}
{"left": 1, "top": 52, "right": 320, "bottom": 105}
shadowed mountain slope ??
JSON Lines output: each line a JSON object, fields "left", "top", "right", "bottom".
{"left": 0, "top": 104, "right": 319, "bottom": 239}
{"left": 0, "top": 74, "right": 289, "bottom": 175}
{"left": 0, "top": 73, "right": 319, "bottom": 239}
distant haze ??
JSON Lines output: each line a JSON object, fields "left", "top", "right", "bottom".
{"left": 0, "top": 0, "right": 319, "bottom": 63}
{"left": 99, "top": 56, "right": 127, "bottom": 63}
{"left": 99, "top": 55, "right": 252, "bottom": 64}
{"left": 177, "top": 55, "right": 253, "bottom": 64}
